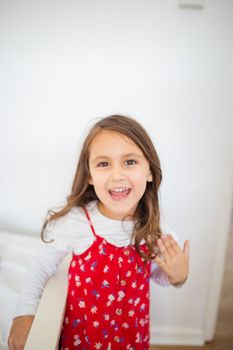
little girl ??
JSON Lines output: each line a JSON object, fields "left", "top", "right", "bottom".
{"left": 8, "top": 114, "right": 189, "bottom": 350}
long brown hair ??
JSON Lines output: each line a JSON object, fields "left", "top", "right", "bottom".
{"left": 41, "top": 115, "right": 163, "bottom": 261}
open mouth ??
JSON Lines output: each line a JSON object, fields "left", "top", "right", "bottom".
{"left": 108, "top": 187, "right": 131, "bottom": 201}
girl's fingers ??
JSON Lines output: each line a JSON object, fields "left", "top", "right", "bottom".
{"left": 183, "top": 240, "right": 190, "bottom": 256}
{"left": 154, "top": 255, "right": 167, "bottom": 270}
{"left": 157, "top": 238, "right": 170, "bottom": 260}
{"left": 162, "top": 235, "right": 177, "bottom": 256}
{"left": 167, "top": 234, "right": 182, "bottom": 253}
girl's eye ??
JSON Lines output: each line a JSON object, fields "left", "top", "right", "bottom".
{"left": 97, "top": 162, "right": 109, "bottom": 167}
{"left": 125, "top": 159, "right": 137, "bottom": 165}
{"left": 96, "top": 159, "right": 137, "bottom": 167}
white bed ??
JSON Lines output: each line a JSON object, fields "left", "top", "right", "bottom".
{"left": 0, "top": 231, "right": 42, "bottom": 350}
{"left": 0, "top": 230, "right": 70, "bottom": 350}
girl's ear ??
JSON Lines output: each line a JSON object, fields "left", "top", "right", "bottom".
{"left": 147, "top": 170, "right": 153, "bottom": 182}
{"left": 88, "top": 177, "right": 93, "bottom": 185}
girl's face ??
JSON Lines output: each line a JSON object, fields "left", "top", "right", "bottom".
{"left": 88, "top": 130, "right": 152, "bottom": 220}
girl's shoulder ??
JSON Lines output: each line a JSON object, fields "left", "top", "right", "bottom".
{"left": 43, "top": 202, "right": 94, "bottom": 247}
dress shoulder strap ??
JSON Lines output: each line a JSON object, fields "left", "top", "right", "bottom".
{"left": 84, "top": 207, "right": 98, "bottom": 238}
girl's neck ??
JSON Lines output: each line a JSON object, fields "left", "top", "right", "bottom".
{"left": 97, "top": 201, "right": 136, "bottom": 222}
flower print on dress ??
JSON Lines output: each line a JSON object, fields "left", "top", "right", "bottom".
{"left": 73, "top": 334, "right": 81, "bottom": 346}
{"left": 91, "top": 305, "right": 98, "bottom": 314}
{"left": 110, "top": 319, "right": 115, "bottom": 326}
{"left": 103, "top": 313, "right": 110, "bottom": 321}
{"left": 128, "top": 309, "right": 135, "bottom": 317}
{"left": 93, "top": 320, "right": 100, "bottom": 328}
{"left": 120, "top": 279, "right": 126, "bottom": 286}
{"left": 102, "top": 329, "right": 108, "bottom": 339}
{"left": 122, "top": 322, "right": 129, "bottom": 329}
{"left": 124, "top": 249, "right": 130, "bottom": 256}
{"left": 116, "top": 308, "right": 122, "bottom": 315}
{"left": 85, "top": 334, "right": 91, "bottom": 345}
{"left": 80, "top": 263, "right": 85, "bottom": 272}
{"left": 114, "top": 335, "right": 125, "bottom": 344}
{"left": 94, "top": 342, "right": 103, "bottom": 349}
{"left": 78, "top": 300, "right": 85, "bottom": 308}
{"left": 102, "top": 279, "right": 110, "bottom": 288}
{"left": 139, "top": 318, "right": 146, "bottom": 327}
{"left": 84, "top": 252, "right": 92, "bottom": 261}
{"left": 72, "top": 318, "right": 82, "bottom": 327}
{"left": 136, "top": 266, "right": 143, "bottom": 274}
{"left": 103, "top": 265, "right": 109, "bottom": 273}
{"left": 114, "top": 336, "right": 120, "bottom": 343}
{"left": 117, "top": 290, "right": 125, "bottom": 301}
{"left": 131, "top": 281, "right": 137, "bottom": 288}
{"left": 71, "top": 260, "right": 76, "bottom": 268}
{"left": 90, "top": 261, "right": 98, "bottom": 271}
{"left": 106, "top": 293, "right": 115, "bottom": 306}
{"left": 135, "top": 331, "right": 142, "bottom": 343}
{"left": 128, "top": 256, "right": 135, "bottom": 263}
{"left": 91, "top": 290, "right": 100, "bottom": 299}
{"left": 140, "top": 303, "right": 146, "bottom": 312}
{"left": 126, "top": 270, "right": 132, "bottom": 278}
{"left": 118, "top": 257, "right": 123, "bottom": 267}
{"left": 75, "top": 275, "right": 81, "bottom": 287}
{"left": 99, "top": 243, "right": 107, "bottom": 255}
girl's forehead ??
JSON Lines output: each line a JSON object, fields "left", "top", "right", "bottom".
{"left": 89, "top": 130, "right": 144, "bottom": 158}
{"left": 89, "top": 130, "right": 149, "bottom": 163}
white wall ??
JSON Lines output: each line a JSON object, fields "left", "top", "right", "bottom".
{"left": 0, "top": 0, "right": 233, "bottom": 345}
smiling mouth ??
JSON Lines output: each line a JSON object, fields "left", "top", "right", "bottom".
{"left": 108, "top": 187, "right": 131, "bottom": 200}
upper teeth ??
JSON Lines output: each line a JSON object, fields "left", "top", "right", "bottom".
{"left": 110, "top": 187, "right": 129, "bottom": 192}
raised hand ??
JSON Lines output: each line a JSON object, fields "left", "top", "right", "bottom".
{"left": 154, "top": 234, "right": 190, "bottom": 286}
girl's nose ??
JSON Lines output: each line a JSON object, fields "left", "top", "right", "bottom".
{"left": 109, "top": 165, "right": 126, "bottom": 181}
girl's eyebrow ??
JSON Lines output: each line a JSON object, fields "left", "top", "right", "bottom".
{"left": 91, "top": 153, "right": 144, "bottom": 163}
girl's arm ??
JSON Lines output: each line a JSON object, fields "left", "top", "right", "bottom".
{"left": 150, "top": 261, "right": 171, "bottom": 286}
{"left": 8, "top": 315, "right": 35, "bottom": 350}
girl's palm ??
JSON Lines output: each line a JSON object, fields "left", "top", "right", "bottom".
{"left": 154, "top": 234, "right": 190, "bottom": 285}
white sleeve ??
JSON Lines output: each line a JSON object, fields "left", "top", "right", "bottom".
{"left": 150, "top": 217, "right": 184, "bottom": 287}
{"left": 13, "top": 244, "right": 67, "bottom": 318}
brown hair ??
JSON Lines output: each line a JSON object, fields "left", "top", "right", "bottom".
{"left": 41, "top": 115, "right": 162, "bottom": 260}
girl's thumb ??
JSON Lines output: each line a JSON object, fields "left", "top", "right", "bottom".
{"left": 183, "top": 240, "right": 190, "bottom": 256}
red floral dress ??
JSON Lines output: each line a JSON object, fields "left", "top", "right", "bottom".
{"left": 59, "top": 207, "right": 152, "bottom": 350}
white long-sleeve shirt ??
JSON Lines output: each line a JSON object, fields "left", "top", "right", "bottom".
{"left": 14, "top": 200, "right": 181, "bottom": 318}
